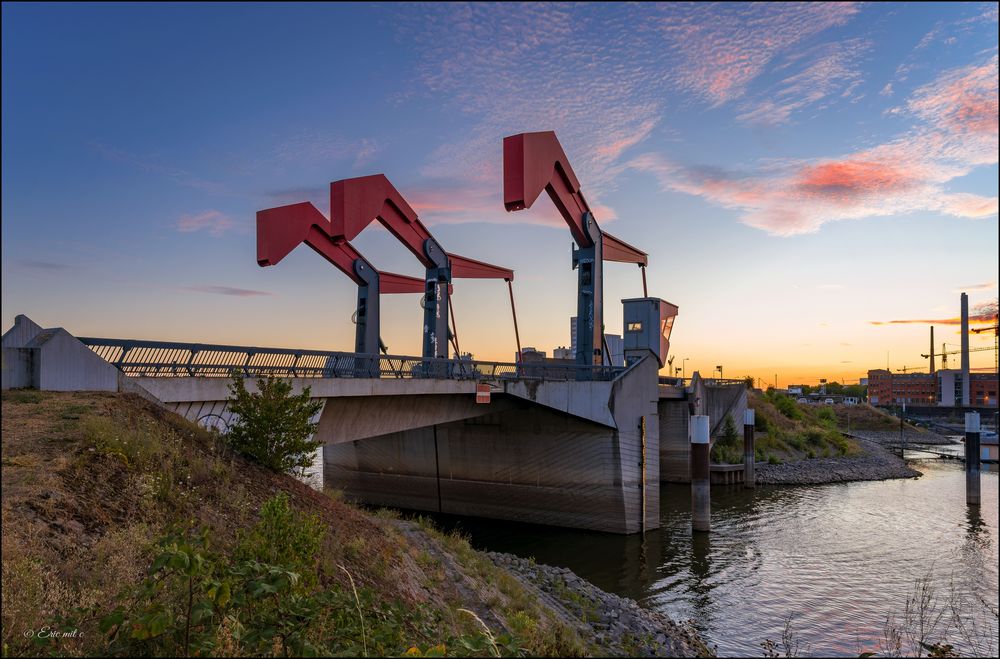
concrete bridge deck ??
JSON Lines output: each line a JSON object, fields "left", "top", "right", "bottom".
{"left": 3, "top": 314, "right": 663, "bottom": 534}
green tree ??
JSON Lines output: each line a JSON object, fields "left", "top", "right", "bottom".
{"left": 226, "top": 375, "right": 323, "bottom": 474}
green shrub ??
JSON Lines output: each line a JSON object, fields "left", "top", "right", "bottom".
{"left": 770, "top": 395, "right": 803, "bottom": 421}
{"left": 225, "top": 375, "right": 323, "bottom": 474}
{"left": 234, "top": 493, "right": 325, "bottom": 589}
{"left": 817, "top": 406, "right": 836, "bottom": 423}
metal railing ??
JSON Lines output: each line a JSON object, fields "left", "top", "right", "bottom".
{"left": 79, "top": 337, "right": 625, "bottom": 382}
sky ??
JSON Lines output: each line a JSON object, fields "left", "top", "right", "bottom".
{"left": 2, "top": 2, "right": 998, "bottom": 387}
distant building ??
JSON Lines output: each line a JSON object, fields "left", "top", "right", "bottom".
{"left": 568, "top": 316, "right": 624, "bottom": 366}
{"left": 868, "top": 370, "right": 937, "bottom": 406}
{"left": 937, "top": 370, "right": 998, "bottom": 407}
{"left": 552, "top": 346, "right": 573, "bottom": 360}
{"left": 521, "top": 346, "right": 546, "bottom": 360}
{"left": 867, "top": 369, "right": 998, "bottom": 407}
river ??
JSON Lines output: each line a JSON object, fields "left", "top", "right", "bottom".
{"left": 432, "top": 457, "right": 998, "bottom": 657}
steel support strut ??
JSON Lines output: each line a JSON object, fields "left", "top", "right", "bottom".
{"left": 572, "top": 212, "right": 604, "bottom": 369}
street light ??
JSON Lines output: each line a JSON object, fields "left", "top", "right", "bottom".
{"left": 682, "top": 358, "right": 689, "bottom": 380}
{"left": 716, "top": 365, "right": 723, "bottom": 381}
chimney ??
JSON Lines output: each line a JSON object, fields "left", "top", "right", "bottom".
{"left": 930, "top": 326, "right": 935, "bottom": 374}
{"left": 961, "top": 292, "right": 970, "bottom": 406}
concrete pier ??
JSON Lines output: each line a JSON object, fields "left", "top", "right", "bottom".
{"left": 966, "top": 412, "right": 980, "bottom": 506}
{"left": 324, "top": 355, "right": 662, "bottom": 534}
{"left": 691, "top": 414, "right": 711, "bottom": 533}
{"left": 743, "top": 408, "right": 755, "bottom": 489}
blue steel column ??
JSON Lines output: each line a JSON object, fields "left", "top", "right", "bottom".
{"left": 422, "top": 239, "right": 451, "bottom": 363}
{"left": 353, "top": 259, "right": 381, "bottom": 376}
{"left": 572, "top": 212, "right": 604, "bottom": 378}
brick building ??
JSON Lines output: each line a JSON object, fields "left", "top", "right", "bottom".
{"left": 867, "top": 369, "right": 999, "bottom": 407}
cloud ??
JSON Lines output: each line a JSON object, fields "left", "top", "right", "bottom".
{"left": 736, "top": 38, "right": 870, "bottom": 125}
{"left": 394, "top": 3, "right": 861, "bottom": 224}
{"left": 175, "top": 210, "right": 236, "bottom": 236}
{"left": 957, "top": 281, "right": 997, "bottom": 292}
{"left": 870, "top": 301, "right": 999, "bottom": 326}
{"left": 13, "top": 260, "right": 70, "bottom": 271}
{"left": 629, "top": 55, "right": 999, "bottom": 235}
{"left": 182, "top": 285, "right": 272, "bottom": 297}
{"left": 91, "top": 141, "right": 226, "bottom": 194}
{"left": 656, "top": 2, "right": 861, "bottom": 106}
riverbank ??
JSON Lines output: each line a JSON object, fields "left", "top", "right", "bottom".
{"left": 489, "top": 552, "right": 713, "bottom": 657}
{"left": 755, "top": 437, "right": 921, "bottom": 484}
{"left": 1, "top": 389, "right": 710, "bottom": 658}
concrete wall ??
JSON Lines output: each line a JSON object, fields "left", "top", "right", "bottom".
{"left": 136, "top": 375, "right": 478, "bottom": 404}
{"left": 1, "top": 317, "right": 119, "bottom": 392}
{"left": 26, "top": 329, "right": 119, "bottom": 391}
{"left": 657, "top": 378, "right": 748, "bottom": 483}
{"left": 1, "top": 348, "right": 34, "bottom": 389}
{"left": 2, "top": 315, "right": 43, "bottom": 348}
{"left": 325, "top": 355, "right": 662, "bottom": 534}
{"left": 658, "top": 398, "right": 691, "bottom": 482}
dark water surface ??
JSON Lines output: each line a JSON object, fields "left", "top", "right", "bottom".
{"left": 431, "top": 459, "right": 998, "bottom": 657}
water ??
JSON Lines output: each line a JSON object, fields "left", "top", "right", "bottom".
{"left": 432, "top": 459, "right": 998, "bottom": 656}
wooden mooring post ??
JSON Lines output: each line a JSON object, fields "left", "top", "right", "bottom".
{"left": 966, "top": 412, "right": 980, "bottom": 506}
{"left": 691, "top": 414, "right": 711, "bottom": 533}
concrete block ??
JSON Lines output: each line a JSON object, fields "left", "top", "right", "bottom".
{"left": 26, "top": 328, "right": 119, "bottom": 391}
{"left": 1, "top": 314, "right": 43, "bottom": 348}
{"left": 2, "top": 348, "right": 34, "bottom": 389}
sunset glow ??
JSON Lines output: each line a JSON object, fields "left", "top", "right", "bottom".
{"left": 2, "top": 2, "right": 997, "bottom": 387}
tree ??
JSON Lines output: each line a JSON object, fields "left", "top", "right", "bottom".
{"left": 225, "top": 375, "right": 324, "bottom": 474}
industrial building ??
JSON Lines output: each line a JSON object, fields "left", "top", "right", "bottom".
{"left": 867, "top": 369, "right": 998, "bottom": 407}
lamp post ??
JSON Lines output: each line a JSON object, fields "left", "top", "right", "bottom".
{"left": 716, "top": 365, "right": 724, "bottom": 381}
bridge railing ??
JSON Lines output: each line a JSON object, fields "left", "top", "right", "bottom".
{"left": 78, "top": 337, "right": 624, "bottom": 382}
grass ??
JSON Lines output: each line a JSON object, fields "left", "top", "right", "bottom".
{"left": 0, "top": 391, "right": 620, "bottom": 658}
{"left": 742, "top": 390, "right": 864, "bottom": 465}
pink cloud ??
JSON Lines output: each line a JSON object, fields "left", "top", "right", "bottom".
{"left": 736, "top": 39, "right": 870, "bottom": 125}
{"left": 658, "top": 2, "right": 861, "bottom": 105}
{"left": 176, "top": 210, "right": 236, "bottom": 237}
{"left": 629, "top": 55, "right": 999, "bottom": 235}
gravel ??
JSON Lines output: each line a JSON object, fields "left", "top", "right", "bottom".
{"left": 755, "top": 438, "right": 921, "bottom": 484}
{"left": 489, "top": 552, "right": 713, "bottom": 657}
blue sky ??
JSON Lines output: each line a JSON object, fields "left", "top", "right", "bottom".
{"left": 2, "top": 2, "right": 997, "bottom": 385}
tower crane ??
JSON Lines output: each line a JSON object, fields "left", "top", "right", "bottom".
{"left": 971, "top": 324, "right": 999, "bottom": 373}
{"left": 921, "top": 343, "right": 994, "bottom": 370}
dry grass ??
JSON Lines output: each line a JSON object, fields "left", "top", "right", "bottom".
{"left": 1, "top": 390, "right": 595, "bottom": 657}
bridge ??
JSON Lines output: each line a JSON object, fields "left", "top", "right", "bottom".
{"left": 2, "top": 131, "right": 747, "bottom": 534}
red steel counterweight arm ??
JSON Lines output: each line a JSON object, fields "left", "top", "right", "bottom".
{"left": 329, "top": 173, "right": 516, "bottom": 361}
{"left": 256, "top": 200, "right": 423, "bottom": 357}
{"left": 256, "top": 201, "right": 423, "bottom": 293}
{"left": 503, "top": 131, "right": 648, "bottom": 265}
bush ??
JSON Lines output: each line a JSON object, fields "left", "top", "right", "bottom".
{"left": 771, "top": 395, "right": 803, "bottom": 421}
{"left": 225, "top": 375, "right": 323, "bottom": 474}
{"left": 235, "top": 493, "right": 325, "bottom": 589}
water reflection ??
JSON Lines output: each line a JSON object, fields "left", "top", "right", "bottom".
{"left": 430, "top": 460, "right": 998, "bottom": 657}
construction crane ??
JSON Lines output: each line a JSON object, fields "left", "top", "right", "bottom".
{"left": 921, "top": 343, "right": 994, "bottom": 370}
{"left": 972, "top": 324, "right": 999, "bottom": 374}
